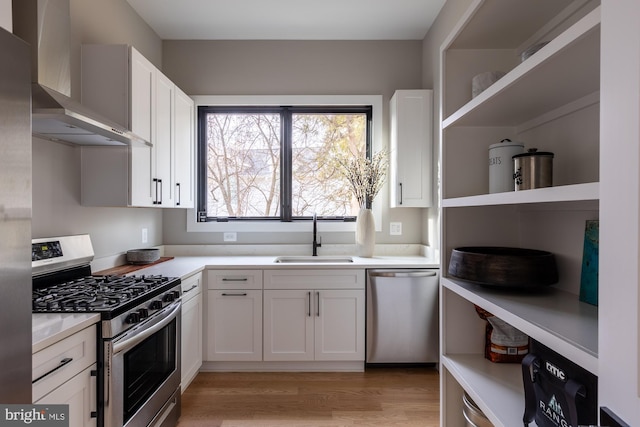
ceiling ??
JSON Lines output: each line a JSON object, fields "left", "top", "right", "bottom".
{"left": 125, "top": 0, "right": 447, "bottom": 40}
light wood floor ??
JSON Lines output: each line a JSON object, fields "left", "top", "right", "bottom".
{"left": 177, "top": 367, "right": 440, "bottom": 427}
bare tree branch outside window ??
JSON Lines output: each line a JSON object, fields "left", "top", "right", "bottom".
{"left": 203, "top": 108, "right": 369, "bottom": 220}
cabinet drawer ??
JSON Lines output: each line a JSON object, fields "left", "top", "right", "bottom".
{"left": 181, "top": 272, "right": 202, "bottom": 303}
{"left": 207, "top": 269, "right": 263, "bottom": 290}
{"left": 264, "top": 269, "right": 365, "bottom": 290}
{"left": 33, "top": 325, "right": 97, "bottom": 402}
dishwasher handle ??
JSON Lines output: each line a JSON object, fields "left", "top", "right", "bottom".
{"left": 368, "top": 270, "right": 437, "bottom": 278}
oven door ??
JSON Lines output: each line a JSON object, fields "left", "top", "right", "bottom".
{"left": 105, "top": 301, "right": 182, "bottom": 427}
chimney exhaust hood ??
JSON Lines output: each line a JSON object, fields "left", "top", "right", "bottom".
{"left": 12, "top": 0, "right": 149, "bottom": 146}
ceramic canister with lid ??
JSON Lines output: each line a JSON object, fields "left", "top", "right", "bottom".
{"left": 488, "top": 139, "right": 524, "bottom": 193}
{"left": 513, "top": 148, "right": 554, "bottom": 190}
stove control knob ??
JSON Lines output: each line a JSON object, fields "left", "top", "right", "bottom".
{"left": 150, "top": 300, "right": 163, "bottom": 310}
{"left": 172, "top": 290, "right": 181, "bottom": 299}
{"left": 138, "top": 308, "right": 149, "bottom": 319}
{"left": 163, "top": 293, "right": 175, "bottom": 303}
{"left": 126, "top": 312, "right": 141, "bottom": 324}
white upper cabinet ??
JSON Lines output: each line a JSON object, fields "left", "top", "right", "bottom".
{"left": 129, "top": 48, "right": 154, "bottom": 144}
{"left": 154, "top": 71, "right": 174, "bottom": 206}
{"left": 389, "top": 89, "right": 433, "bottom": 207}
{"left": 80, "top": 45, "right": 193, "bottom": 208}
{"left": 173, "top": 86, "right": 195, "bottom": 208}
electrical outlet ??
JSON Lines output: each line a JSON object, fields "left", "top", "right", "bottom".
{"left": 390, "top": 222, "right": 402, "bottom": 236}
{"left": 223, "top": 232, "right": 237, "bottom": 242}
{"left": 141, "top": 228, "right": 148, "bottom": 243}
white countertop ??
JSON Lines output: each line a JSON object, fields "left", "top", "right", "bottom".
{"left": 124, "top": 255, "right": 440, "bottom": 279}
{"left": 32, "top": 313, "right": 101, "bottom": 353}
{"left": 33, "top": 254, "right": 439, "bottom": 352}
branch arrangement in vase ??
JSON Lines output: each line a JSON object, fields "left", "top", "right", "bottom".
{"left": 337, "top": 150, "right": 388, "bottom": 209}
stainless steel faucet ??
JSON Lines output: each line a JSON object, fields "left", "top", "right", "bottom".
{"left": 312, "top": 213, "right": 322, "bottom": 256}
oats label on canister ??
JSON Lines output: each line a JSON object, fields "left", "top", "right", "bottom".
{"left": 489, "top": 139, "right": 524, "bottom": 193}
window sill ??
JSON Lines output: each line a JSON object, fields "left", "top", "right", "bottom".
{"left": 185, "top": 208, "right": 382, "bottom": 233}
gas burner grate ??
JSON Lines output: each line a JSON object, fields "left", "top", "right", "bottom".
{"left": 32, "top": 274, "right": 176, "bottom": 313}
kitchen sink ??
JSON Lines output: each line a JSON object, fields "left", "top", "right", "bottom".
{"left": 273, "top": 256, "right": 354, "bottom": 263}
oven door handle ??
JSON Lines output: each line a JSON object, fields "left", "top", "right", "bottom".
{"left": 112, "top": 301, "right": 181, "bottom": 355}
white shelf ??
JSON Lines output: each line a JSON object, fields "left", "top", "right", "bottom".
{"left": 440, "top": 0, "right": 602, "bottom": 423}
{"left": 443, "top": 6, "right": 600, "bottom": 129}
{"left": 443, "top": 278, "right": 598, "bottom": 374}
{"left": 449, "top": 0, "right": 576, "bottom": 50}
{"left": 442, "top": 182, "right": 599, "bottom": 208}
{"left": 442, "top": 354, "right": 525, "bottom": 427}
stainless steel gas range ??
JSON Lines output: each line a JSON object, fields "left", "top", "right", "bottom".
{"left": 32, "top": 235, "right": 182, "bottom": 427}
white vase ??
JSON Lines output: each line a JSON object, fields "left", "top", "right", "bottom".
{"left": 355, "top": 207, "right": 375, "bottom": 257}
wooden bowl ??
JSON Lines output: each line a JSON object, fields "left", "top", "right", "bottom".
{"left": 448, "top": 246, "right": 558, "bottom": 287}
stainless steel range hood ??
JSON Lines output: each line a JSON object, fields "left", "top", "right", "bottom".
{"left": 12, "top": 0, "right": 148, "bottom": 146}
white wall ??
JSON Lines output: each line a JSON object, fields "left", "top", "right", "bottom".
{"left": 599, "top": 0, "right": 640, "bottom": 423}
{"left": 420, "top": 0, "right": 473, "bottom": 251}
{"left": 161, "top": 40, "right": 426, "bottom": 246}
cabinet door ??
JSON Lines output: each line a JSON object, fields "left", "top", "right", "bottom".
{"left": 154, "top": 71, "right": 174, "bottom": 206}
{"left": 390, "top": 90, "right": 433, "bottom": 207}
{"left": 206, "top": 290, "right": 262, "bottom": 361}
{"left": 129, "top": 47, "right": 155, "bottom": 207}
{"left": 130, "top": 47, "right": 154, "bottom": 143}
{"left": 129, "top": 143, "right": 154, "bottom": 207}
{"left": 35, "top": 364, "right": 97, "bottom": 427}
{"left": 181, "top": 288, "right": 202, "bottom": 391}
{"left": 263, "top": 290, "right": 314, "bottom": 361}
{"left": 315, "top": 290, "right": 365, "bottom": 361}
{"left": 173, "top": 87, "right": 195, "bottom": 208}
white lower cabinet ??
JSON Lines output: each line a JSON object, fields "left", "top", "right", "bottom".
{"left": 32, "top": 324, "right": 98, "bottom": 427}
{"left": 35, "top": 364, "right": 97, "bottom": 427}
{"left": 264, "top": 289, "right": 365, "bottom": 361}
{"left": 206, "top": 270, "right": 263, "bottom": 362}
{"left": 263, "top": 269, "right": 365, "bottom": 362}
{"left": 180, "top": 272, "right": 202, "bottom": 392}
{"left": 204, "top": 268, "right": 366, "bottom": 368}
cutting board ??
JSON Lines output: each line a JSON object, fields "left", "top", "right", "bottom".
{"left": 94, "top": 257, "right": 174, "bottom": 276}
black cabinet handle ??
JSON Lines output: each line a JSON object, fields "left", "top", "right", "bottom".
{"left": 399, "top": 182, "right": 403, "bottom": 205}
{"left": 153, "top": 178, "right": 159, "bottom": 205}
{"left": 307, "top": 291, "right": 311, "bottom": 317}
{"left": 183, "top": 284, "right": 198, "bottom": 294}
{"left": 221, "top": 292, "right": 247, "bottom": 296}
{"left": 33, "top": 357, "right": 73, "bottom": 383}
{"left": 222, "top": 278, "right": 248, "bottom": 282}
{"left": 316, "top": 291, "right": 320, "bottom": 317}
{"left": 176, "top": 183, "right": 181, "bottom": 206}
{"left": 158, "top": 179, "right": 163, "bottom": 205}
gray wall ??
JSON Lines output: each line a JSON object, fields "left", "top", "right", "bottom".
{"left": 31, "top": 0, "right": 164, "bottom": 259}
{"left": 161, "top": 40, "right": 426, "bottom": 245}
{"left": 420, "top": 0, "right": 473, "bottom": 247}
{"left": 32, "top": 0, "right": 445, "bottom": 254}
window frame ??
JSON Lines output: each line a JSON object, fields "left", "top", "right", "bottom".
{"left": 197, "top": 105, "right": 372, "bottom": 222}
{"left": 186, "top": 95, "right": 384, "bottom": 234}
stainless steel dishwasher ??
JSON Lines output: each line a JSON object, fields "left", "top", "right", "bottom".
{"left": 366, "top": 269, "right": 439, "bottom": 364}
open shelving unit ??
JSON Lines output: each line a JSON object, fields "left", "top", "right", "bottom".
{"left": 439, "top": 1, "right": 601, "bottom": 426}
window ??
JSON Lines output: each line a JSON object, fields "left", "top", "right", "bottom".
{"left": 197, "top": 105, "right": 372, "bottom": 222}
